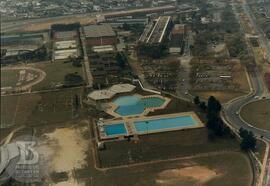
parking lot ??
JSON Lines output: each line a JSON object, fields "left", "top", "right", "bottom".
{"left": 141, "top": 58, "right": 178, "bottom": 91}
{"left": 191, "top": 59, "right": 245, "bottom": 91}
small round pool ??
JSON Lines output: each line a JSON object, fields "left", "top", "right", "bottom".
{"left": 113, "top": 95, "right": 165, "bottom": 116}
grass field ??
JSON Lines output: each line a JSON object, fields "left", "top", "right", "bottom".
{"left": 240, "top": 99, "right": 270, "bottom": 131}
{"left": 1, "top": 69, "right": 20, "bottom": 87}
{"left": 191, "top": 90, "right": 246, "bottom": 103}
{"left": 87, "top": 151, "right": 251, "bottom": 186}
{"left": 98, "top": 128, "right": 239, "bottom": 168}
{"left": 147, "top": 95, "right": 206, "bottom": 122}
{"left": 89, "top": 127, "right": 252, "bottom": 186}
{"left": 30, "top": 61, "right": 84, "bottom": 91}
{"left": 1, "top": 68, "right": 42, "bottom": 89}
{"left": 0, "top": 88, "right": 85, "bottom": 128}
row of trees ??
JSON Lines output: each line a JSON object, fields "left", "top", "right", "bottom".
{"left": 51, "top": 23, "right": 81, "bottom": 32}
{"left": 116, "top": 52, "right": 127, "bottom": 69}
{"left": 194, "top": 96, "right": 257, "bottom": 151}
{"left": 64, "top": 72, "right": 84, "bottom": 87}
{"left": 137, "top": 43, "right": 167, "bottom": 59}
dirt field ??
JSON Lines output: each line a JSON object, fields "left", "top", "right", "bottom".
{"left": 264, "top": 73, "right": 270, "bottom": 91}
{"left": 24, "top": 17, "right": 96, "bottom": 32}
{"left": 240, "top": 99, "right": 270, "bottom": 131}
{"left": 38, "top": 124, "right": 89, "bottom": 186}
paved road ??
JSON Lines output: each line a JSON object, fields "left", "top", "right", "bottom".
{"left": 225, "top": 0, "right": 270, "bottom": 139}
{"left": 0, "top": 5, "right": 175, "bottom": 33}
{"left": 224, "top": 66, "right": 270, "bottom": 139}
{"left": 243, "top": 1, "right": 270, "bottom": 59}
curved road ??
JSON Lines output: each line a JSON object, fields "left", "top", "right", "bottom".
{"left": 223, "top": 66, "right": 270, "bottom": 140}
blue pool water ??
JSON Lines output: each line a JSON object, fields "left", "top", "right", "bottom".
{"left": 104, "top": 123, "right": 127, "bottom": 136}
{"left": 113, "top": 95, "right": 165, "bottom": 116}
{"left": 134, "top": 116, "right": 197, "bottom": 133}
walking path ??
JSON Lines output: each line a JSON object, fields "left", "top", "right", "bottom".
{"left": 79, "top": 28, "right": 93, "bottom": 88}
{"left": 258, "top": 140, "right": 270, "bottom": 186}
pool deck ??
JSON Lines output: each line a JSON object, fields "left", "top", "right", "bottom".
{"left": 98, "top": 111, "right": 204, "bottom": 140}
{"left": 104, "top": 94, "right": 171, "bottom": 118}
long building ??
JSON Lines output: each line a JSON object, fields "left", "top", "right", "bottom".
{"left": 139, "top": 16, "right": 171, "bottom": 44}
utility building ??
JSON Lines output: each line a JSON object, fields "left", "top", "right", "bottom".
{"left": 83, "top": 24, "right": 118, "bottom": 47}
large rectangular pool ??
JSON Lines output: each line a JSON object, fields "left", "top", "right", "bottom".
{"left": 134, "top": 116, "right": 197, "bottom": 134}
{"left": 104, "top": 123, "right": 127, "bottom": 136}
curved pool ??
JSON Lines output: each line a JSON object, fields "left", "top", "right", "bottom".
{"left": 113, "top": 95, "right": 165, "bottom": 116}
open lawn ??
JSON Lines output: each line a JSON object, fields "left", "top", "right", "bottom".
{"left": 148, "top": 95, "right": 206, "bottom": 122}
{"left": 1, "top": 69, "right": 20, "bottom": 88}
{"left": 240, "top": 99, "right": 270, "bottom": 131}
{"left": 1, "top": 67, "right": 45, "bottom": 93}
{"left": 98, "top": 128, "right": 239, "bottom": 168}
{"left": 191, "top": 90, "right": 246, "bottom": 103}
{"left": 89, "top": 151, "right": 252, "bottom": 186}
{"left": 0, "top": 88, "right": 85, "bottom": 128}
{"left": 30, "top": 61, "right": 84, "bottom": 91}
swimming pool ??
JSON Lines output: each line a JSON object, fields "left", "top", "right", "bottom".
{"left": 113, "top": 95, "right": 165, "bottom": 116}
{"left": 104, "top": 123, "right": 127, "bottom": 136}
{"left": 134, "top": 116, "right": 197, "bottom": 134}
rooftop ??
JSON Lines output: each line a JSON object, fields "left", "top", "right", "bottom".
{"left": 87, "top": 84, "right": 136, "bottom": 101}
{"left": 92, "top": 45, "right": 115, "bottom": 53}
{"left": 54, "top": 31, "right": 77, "bottom": 39}
{"left": 172, "top": 24, "right": 186, "bottom": 35}
{"left": 84, "top": 24, "right": 116, "bottom": 38}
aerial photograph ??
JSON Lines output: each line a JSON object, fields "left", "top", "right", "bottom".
{"left": 0, "top": 0, "right": 270, "bottom": 185}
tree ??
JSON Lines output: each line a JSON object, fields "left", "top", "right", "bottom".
{"left": 71, "top": 58, "right": 82, "bottom": 67}
{"left": 208, "top": 130, "right": 216, "bottom": 141}
{"left": 205, "top": 96, "right": 229, "bottom": 137}
{"left": 199, "top": 101, "right": 207, "bottom": 111}
{"left": 207, "top": 96, "right": 222, "bottom": 113}
{"left": 239, "top": 127, "right": 249, "bottom": 138}
{"left": 207, "top": 115, "right": 226, "bottom": 137}
{"left": 116, "top": 52, "right": 127, "bottom": 69}
{"left": 240, "top": 130, "right": 256, "bottom": 151}
{"left": 193, "top": 96, "right": 200, "bottom": 105}
{"left": 74, "top": 94, "right": 79, "bottom": 110}
{"left": 64, "top": 73, "right": 84, "bottom": 86}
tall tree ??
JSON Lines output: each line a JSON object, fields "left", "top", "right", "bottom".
{"left": 194, "top": 96, "right": 200, "bottom": 105}
{"left": 207, "top": 96, "right": 222, "bottom": 113}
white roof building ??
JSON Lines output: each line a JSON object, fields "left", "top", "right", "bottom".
{"left": 55, "top": 40, "right": 77, "bottom": 50}
{"left": 87, "top": 83, "right": 136, "bottom": 101}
